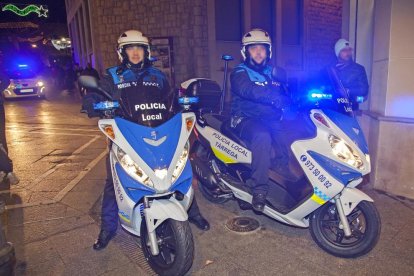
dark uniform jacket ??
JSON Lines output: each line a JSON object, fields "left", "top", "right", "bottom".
{"left": 94, "top": 63, "right": 173, "bottom": 126}
{"left": 230, "top": 63, "right": 289, "bottom": 121}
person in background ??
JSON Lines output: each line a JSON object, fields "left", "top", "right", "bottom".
{"left": 80, "top": 63, "right": 100, "bottom": 97}
{"left": 332, "top": 38, "right": 369, "bottom": 110}
{"left": 0, "top": 67, "right": 19, "bottom": 185}
{"left": 81, "top": 63, "right": 100, "bottom": 80}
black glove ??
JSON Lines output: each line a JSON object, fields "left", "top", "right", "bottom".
{"left": 81, "top": 93, "right": 105, "bottom": 118}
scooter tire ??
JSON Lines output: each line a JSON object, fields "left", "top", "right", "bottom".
{"left": 141, "top": 219, "right": 194, "bottom": 276}
{"left": 309, "top": 201, "right": 381, "bottom": 258}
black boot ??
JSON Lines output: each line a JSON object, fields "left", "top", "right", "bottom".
{"left": 189, "top": 214, "right": 210, "bottom": 231}
{"left": 93, "top": 229, "right": 116, "bottom": 251}
{"left": 252, "top": 193, "right": 266, "bottom": 212}
{"left": 237, "top": 199, "right": 251, "bottom": 210}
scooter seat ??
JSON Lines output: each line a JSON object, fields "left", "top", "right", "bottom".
{"left": 221, "top": 120, "right": 248, "bottom": 148}
{"left": 202, "top": 113, "right": 226, "bottom": 131}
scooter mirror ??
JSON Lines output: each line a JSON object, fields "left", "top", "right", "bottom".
{"left": 78, "top": 75, "right": 113, "bottom": 100}
{"left": 221, "top": 54, "right": 234, "bottom": 61}
{"left": 78, "top": 76, "right": 99, "bottom": 89}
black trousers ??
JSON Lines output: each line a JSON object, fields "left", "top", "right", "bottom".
{"left": 101, "top": 154, "right": 202, "bottom": 232}
{"left": 0, "top": 105, "right": 12, "bottom": 173}
{"left": 234, "top": 116, "right": 305, "bottom": 195}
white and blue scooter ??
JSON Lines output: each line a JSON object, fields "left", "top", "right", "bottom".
{"left": 183, "top": 55, "right": 381, "bottom": 258}
{"left": 80, "top": 76, "right": 196, "bottom": 276}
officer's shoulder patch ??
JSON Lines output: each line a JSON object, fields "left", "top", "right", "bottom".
{"left": 106, "top": 66, "right": 122, "bottom": 84}
{"left": 106, "top": 66, "right": 119, "bottom": 74}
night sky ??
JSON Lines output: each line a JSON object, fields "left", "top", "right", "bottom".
{"left": 0, "top": 0, "right": 67, "bottom": 23}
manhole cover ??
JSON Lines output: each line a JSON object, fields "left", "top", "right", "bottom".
{"left": 225, "top": 216, "right": 260, "bottom": 233}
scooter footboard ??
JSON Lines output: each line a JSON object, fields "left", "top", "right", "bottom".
{"left": 144, "top": 197, "right": 188, "bottom": 233}
{"left": 339, "top": 187, "right": 374, "bottom": 216}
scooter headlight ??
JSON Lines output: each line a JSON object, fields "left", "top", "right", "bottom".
{"left": 116, "top": 147, "right": 152, "bottom": 186}
{"left": 328, "top": 135, "right": 364, "bottom": 170}
{"left": 172, "top": 142, "right": 189, "bottom": 182}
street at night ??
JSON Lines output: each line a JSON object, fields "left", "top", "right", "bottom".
{"left": 1, "top": 0, "right": 414, "bottom": 275}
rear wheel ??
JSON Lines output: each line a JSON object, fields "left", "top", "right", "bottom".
{"left": 309, "top": 201, "right": 381, "bottom": 258}
{"left": 141, "top": 219, "right": 194, "bottom": 276}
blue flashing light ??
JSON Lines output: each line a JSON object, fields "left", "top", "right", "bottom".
{"left": 308, "top": 89, "right": 333, "bottom": 100}
{"left": 93, "top": 101, "right": 119, "bottom": 110}
{"left": 18, "top": 64, "right": 28, "bottom": 68}
{"left": 178, "top": 97, "right": 199, "bottom": 104}
{"left": 356, "top": 96, "right": 364, "bottom": 103}
{"left": 221, "top": 54, "right": 234, "bottom": 61}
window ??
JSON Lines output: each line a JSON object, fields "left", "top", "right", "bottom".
{"left": 215, "top": 0, "right": 243, "bottom": 41}
{"left": 282, "top": 0, "right": 303, "bottom": 45}
{"left": 251, "top": 0, "right": 273, "bottom": 34}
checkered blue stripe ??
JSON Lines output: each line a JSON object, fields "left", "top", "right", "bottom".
{"left": 313, "top": 187, "right": 330, "bottom": 201}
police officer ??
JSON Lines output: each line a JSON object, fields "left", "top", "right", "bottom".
{"left": 332, "top": 38, "right": 369, "bottom": 110}
{"left": 85, "top": 30, "right": 210, "bottom": 250}
{"left": 230, "top": 29, "right": 302, "bottom": 212}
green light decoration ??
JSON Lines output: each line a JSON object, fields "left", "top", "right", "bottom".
{"left": 1, "top": 4, "right": 48, "bottom": 18}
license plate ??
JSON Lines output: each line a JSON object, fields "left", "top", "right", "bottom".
{"left": 20, "top": 89, "right": 33, "bottom": 93}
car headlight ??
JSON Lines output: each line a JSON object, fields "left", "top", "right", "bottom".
{"left": 36, "top": 81, "right": 44, "bottom": 87}
{"left": 116, "top": 147, "right": 152, "bottom": 187}
{"left": 172, "top": 142, "right": 189, "bottom": 182}
{"left": 328, "top": 135, "right": 364, "bottom": 170}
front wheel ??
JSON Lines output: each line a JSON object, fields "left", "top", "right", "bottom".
{"left": 309, "top": 201, "right": 381, "bottom": 258}
{"left": 141, "top": 219, "right": 194, "bottom": 276}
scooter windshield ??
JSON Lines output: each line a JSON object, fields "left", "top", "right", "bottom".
{"left": 118, "top": 85, "right": 175, "bottom": 127}
{"left": 303, "top": 67, "right": 354, "bottom": 117}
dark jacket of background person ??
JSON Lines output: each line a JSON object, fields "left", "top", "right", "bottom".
{"left": 81, "top": 63, "right": 100, "bottom": 80}
{"left": 0, "top": 71, "right": 13, "bottom": 172}
{"left": 335, "top": 61, "right": 369, "bottom": 99}
{"left": 0, "top": 71, "right": 10, "bottom": 105}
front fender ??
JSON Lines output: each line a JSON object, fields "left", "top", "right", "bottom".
{"left": 340, "top": 187, "right": 374, "bottom": 216}
{"left": 144, "top": 197, "right": 188, "bottom": 233}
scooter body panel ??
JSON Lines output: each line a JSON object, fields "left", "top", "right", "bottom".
{"left": 195, "top": 124, "right": 252, "bottom": 164}
{"left": 192, "top": 108, "right": 373, "bottom": 228}
{"left": 97, "top": 112, "right": 196, "bottom": 237}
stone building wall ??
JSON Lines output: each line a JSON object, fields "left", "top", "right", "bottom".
{"left": 69, "top": 0, "right": 343, "bottom": 86}
{"left": 305, "top": 0, "right": 343, "bottom": 72}
{"left": 90, "top": 0, "right": 210, "bottom": 84}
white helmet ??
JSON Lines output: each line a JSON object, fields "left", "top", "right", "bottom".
{"left": 117, "top": 30, "right": 150, "bottom": 62}
{"left": 334, "top": 38, "right": 352, "bottom": 57}
{"left": 241, "top": 29, "right": 272, "bottom": 60}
